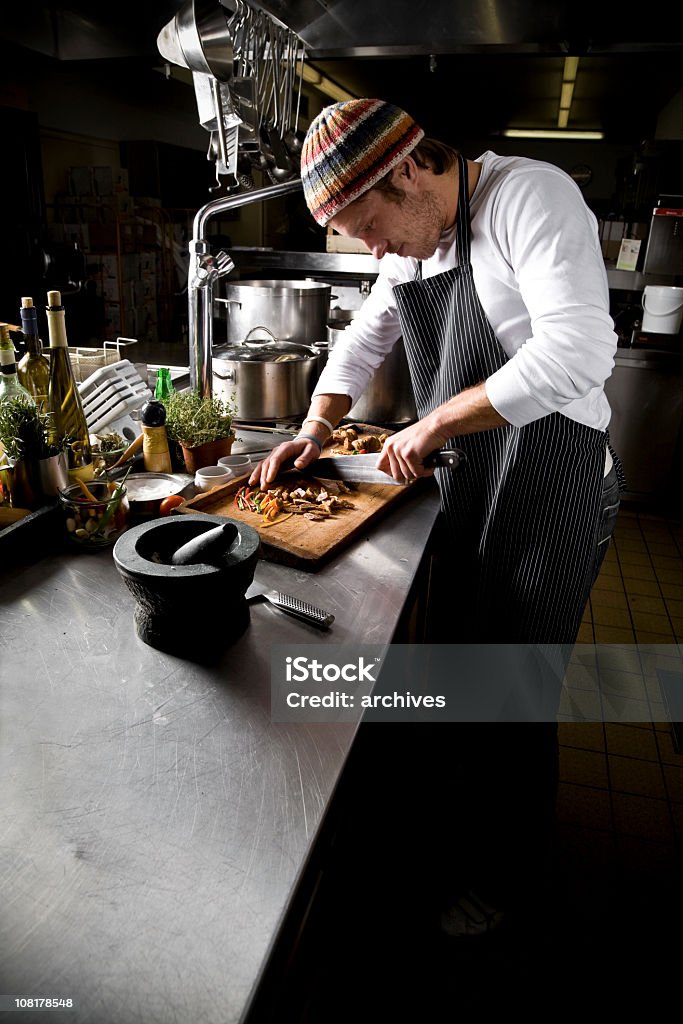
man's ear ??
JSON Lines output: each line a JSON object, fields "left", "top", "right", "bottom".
{"left": 393, "top": 156, "right": 419, "bottom": 186}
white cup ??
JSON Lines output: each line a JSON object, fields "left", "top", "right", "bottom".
{"left": 216, "top": 454, "right": 252, "bottom": 477}
{"left": 194, "top": 465, "right": 233, "bottom": 492}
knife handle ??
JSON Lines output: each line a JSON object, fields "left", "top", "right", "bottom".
{"left": 269, "top": 592, "right": 335, "bottom": 630}
{"left": 423, "top": 448, "right": 466, "bottom": 469}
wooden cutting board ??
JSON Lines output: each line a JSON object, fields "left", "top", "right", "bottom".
{"left": 178, "top": 467, "right": 420, "bottom": 570}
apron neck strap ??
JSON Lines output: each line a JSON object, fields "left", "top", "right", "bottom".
{"left": 454, "top": 151, "right": 472, "bottom": 265}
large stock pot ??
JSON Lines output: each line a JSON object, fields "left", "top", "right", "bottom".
{"left": 212, "top": 328, "right": 320, "bottom": 421}
{"left": 326, "top": 321, "right": 417, "bottom": 426}
{"left": 217, "top": 279, "right": 332, "bottom": 346}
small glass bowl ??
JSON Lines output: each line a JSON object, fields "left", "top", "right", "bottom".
{"left": 91, "top": 446, "right": 127, "bottom": 478}
{"left": 58, "top": 480, "right": 129, "bottom": 549}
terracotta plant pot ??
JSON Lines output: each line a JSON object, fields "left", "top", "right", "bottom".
{"left": 180, "top": 436, "right": 234, "bottom": 473}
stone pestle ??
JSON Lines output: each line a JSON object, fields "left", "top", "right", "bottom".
{"left": 170, "top": 521, "right": 239, "bottom": 567}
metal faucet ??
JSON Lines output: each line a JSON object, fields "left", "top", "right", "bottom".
{"left": 188, "top": 178, "right": 303, "bottom": 397}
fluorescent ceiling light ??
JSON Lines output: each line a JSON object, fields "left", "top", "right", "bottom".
{"left": 563, "top": 56, "right": 580, "bottom": 82}
{"left": 558, "top": 55, "right": 580, "bottom": 129}
{"left": 503, "top": 128, "right": 604, "bottom": 140}
{"left": 560, "top": 82, "right": 575, "bottom": 110}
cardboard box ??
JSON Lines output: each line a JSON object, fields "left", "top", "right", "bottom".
{"left": 98, "top": 254, "right": 119, "bottom": 280}
{"left": 101, "top": 277, "right": 120, "bottom": 302}
{"left": 326, "top": 227, "right": 371, "bottom": 254}
{"left": 90, "top": 166, "right": 128, "bottom": 197}
{"left": 69, "top": 166, "right": 94, "bottom": 196}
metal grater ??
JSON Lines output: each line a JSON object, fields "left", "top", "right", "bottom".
{"left": 247, "top": 587, "right": 335, "bottom": 629}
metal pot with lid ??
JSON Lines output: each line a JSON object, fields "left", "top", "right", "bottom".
{"left": 213, "top": 327, "right": 320, "bottom": 421}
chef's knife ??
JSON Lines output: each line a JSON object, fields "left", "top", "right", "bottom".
{"left": 309, "top": 448, "right": 466, "bottom": 486}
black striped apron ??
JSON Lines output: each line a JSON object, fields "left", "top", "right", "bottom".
{"left": 393, "top": 154, "right": 613, "bottom": 645}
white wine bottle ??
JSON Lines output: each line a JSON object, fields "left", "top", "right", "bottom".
{"left": 45, "top": 290, "right": 94, "bottom": 482}
{"left": 0, "top": 324, "right": 36, "bottom": 406}
{"left": 0, "top": 324, "right": 35, "bottom": 465}
{"left": 17, "top": 297, "right": 50, "bottom": 410}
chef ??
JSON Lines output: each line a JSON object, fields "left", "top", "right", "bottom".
{"left": 250, "top": 98, "right": 623, "bottom": 935}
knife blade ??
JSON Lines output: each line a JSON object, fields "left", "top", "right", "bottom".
{"left": 309, "top": 448, "right": 466, "bottom": 486}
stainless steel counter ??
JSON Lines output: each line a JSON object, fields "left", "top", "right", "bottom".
{"left": 604, "top": 345, "right": 683, "bottom": 505}
{"left": 0, "top": 484, "right": 440, "bottom": 1023}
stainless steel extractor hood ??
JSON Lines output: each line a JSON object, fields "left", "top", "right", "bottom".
{"left": 2, "top": 2, "right": 682, "bottom": 140}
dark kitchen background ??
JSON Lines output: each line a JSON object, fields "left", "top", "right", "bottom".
{"left": 2, "top": 0, "right": 682, "bottom": 508}
{"left": 2, "top": 5, "right": 683, "bottom": 1019}
{"left": 2, "top": 0, "right": 682, "bottom": 340}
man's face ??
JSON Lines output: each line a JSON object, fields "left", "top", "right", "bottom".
{"left": 328, "top": 183, "right": 446, "bottom": 262}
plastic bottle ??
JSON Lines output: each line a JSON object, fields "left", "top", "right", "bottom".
{"left": 154, "top": 367, "right": 174, "bottom": 401}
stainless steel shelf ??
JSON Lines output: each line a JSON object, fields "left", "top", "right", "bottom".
{"left": 606, "top": 267, "right": 679, "bottom": 290}
{"left": 228, "top": 247, "right": 380, "bottom": 278}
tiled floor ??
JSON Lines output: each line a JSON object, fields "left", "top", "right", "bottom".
{"left": 558, "top": 506, "right": 683, "bottom": 893}
{"left": 271, "top": 506, "right": 683, "bottom": 1022}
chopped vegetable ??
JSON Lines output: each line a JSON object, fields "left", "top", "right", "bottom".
{"left": 233, "top": 478, "right": 354, "bottom": 527}
{"left": 261, "top": 512, "right": 294, "bottom": 528}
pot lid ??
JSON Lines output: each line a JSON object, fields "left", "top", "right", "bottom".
{"left": 224, "top": 279, "right": 331, "bottom": 295}
{"left": 214, "top": 340, "right": 318, "bottom": 362}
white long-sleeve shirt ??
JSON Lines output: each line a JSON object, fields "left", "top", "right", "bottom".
{"left": 313, "top": 150, "right": 618, "bottom": 432}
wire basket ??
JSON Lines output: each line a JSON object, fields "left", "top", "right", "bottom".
{"left": 69, "top": 338, "right": 139, "bottom": 383}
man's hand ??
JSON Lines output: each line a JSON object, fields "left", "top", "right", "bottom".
{"left": 376, "top": 419, "right": 450, "bottom": 481}
{"left": 377, "top": 383, "right": 508, "bottom": 481}
{"left": 248, "top": 437, "right": 321, "bottom": 490}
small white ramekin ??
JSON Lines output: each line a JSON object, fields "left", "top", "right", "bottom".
{"left": 216, "top": 454, "right": 252, "bottom": 477}
{"left": 194, "top": 465, "right": 233, "bottom": 492}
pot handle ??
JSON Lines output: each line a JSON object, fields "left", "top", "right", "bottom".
{"left": 214, "top": 297, "right": 242, "bottom": 308}
{"left": 243, "top": 326, "right": 277, "bottom": 347}
{"left": 213, "top": 367, "right": 236, "bottom": 382}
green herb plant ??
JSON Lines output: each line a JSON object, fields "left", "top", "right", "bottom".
{"left": 162, "top": 389, "right": 236, "bottom": 449}
{"left": 0, "top": 393, "right": 66, "bottom": 463}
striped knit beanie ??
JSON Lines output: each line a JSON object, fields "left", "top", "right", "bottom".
{"left": 301, "top": 98, "right": 425, "bottom": 226}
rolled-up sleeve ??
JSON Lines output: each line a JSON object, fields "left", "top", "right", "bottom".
{"left": 312, "top": 265, "right": 405, "bottom": 404}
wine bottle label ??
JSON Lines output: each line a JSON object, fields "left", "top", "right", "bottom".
{"left": 0, "top": 347, "right": 16, "bottom": 368}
